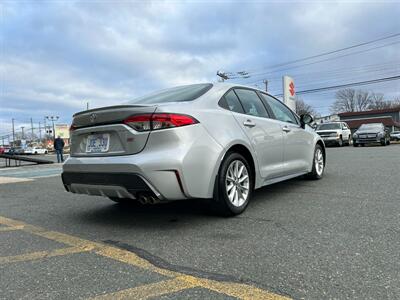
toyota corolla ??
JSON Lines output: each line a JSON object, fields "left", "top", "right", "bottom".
{"left": 62, "top": 83, "right": 325, "bottom": 215}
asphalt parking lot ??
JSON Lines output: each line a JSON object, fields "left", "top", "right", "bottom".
{"left": 0, "top": 144, "right": 399, "bottom": 299}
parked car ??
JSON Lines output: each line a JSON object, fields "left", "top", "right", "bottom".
{"left": 2, "top": 147, "right": 11, "bottom": 154}
{"left": 62, "top": 83, "right": 326, "bottom": 216}
{"left": 315, "top": 122, "right": 352, "bottom": 146}
{"left": 390, "top": 131, "right": 400, "bottom": 141}
{"left": 353, "top": 123, "right": 390, "bottom": 146}
{"left": 8, "top": 147, "right": 24, "bottom": 155}
{"left": 0, "top": 147, "right": 5, "bottom": 154}
{"left": 24, "top": 146, "right": 49, "bottom": 155}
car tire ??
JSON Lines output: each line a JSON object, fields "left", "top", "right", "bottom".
{"left": 347, "top": 135, "right": 352, "bottom": 146}
{"left": 307, "top": 144, "right": 325, "bottom": 180}
{"left": 337, "top": 136, "right": 343, "bottom": 147}
{"left": 212, "top": 152, "right": 253, "bottom": 216}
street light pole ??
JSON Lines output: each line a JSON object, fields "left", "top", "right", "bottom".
{"left": 45, "top": 116, "right": 59, "bottom": 140}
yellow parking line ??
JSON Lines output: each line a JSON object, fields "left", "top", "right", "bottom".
{"left": 0, "top": 216, "right": 290, "bottom": 300}
{"left": 95, "top": 245, "right": 180, "bottom": 278}
{"left": 0, "top": 225, "right": 24, "bottom": 232}
{"left": 185, "top": 277, "right": 290, "bottom": 300}
{"left": 90, "top": 275, "right": 199, "bottom": 300}
{"left": 0, "top": 246, "right": 93, "bottom": 264}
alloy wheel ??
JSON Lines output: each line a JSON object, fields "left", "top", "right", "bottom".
{"left": 225, "top": 160, "right": 250, "bottom": 207}
{"left": 315, "top": 148, "right": 324, "bottom": 176}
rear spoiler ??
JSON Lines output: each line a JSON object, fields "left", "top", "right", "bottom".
{"left": 73, "top": 105, "right": 151, "bottom": 117}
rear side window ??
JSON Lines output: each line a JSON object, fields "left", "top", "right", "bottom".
{"left": 234, "top": 89, "right": 269, "bottom": 118}
{"left": 128, "top": 83, "right": 212, "bottom": 104}
{"left": 220, "top": 90, "right": 244, "bottom": 113}
{"left": 262, "top": 94, "right": 298, "bottom": 124}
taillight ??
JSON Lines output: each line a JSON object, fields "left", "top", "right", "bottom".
{"left": 69, "top": 124, "right": 76, "bottom": 132}
{"left": 124, "top": 113, "right": 198, "bottom": 132}
{"left": 124, "top": 114, "right": 152, "bottom": 132}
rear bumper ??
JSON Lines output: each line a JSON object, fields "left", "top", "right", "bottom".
{"left": 62, "top": 158, "right": 185, "bottom": 200}
{"left": 63, "top": 124, "right": 224, "bottom": 200}
{"left": 61, "top": 172, "right": 160, "bottom": 200}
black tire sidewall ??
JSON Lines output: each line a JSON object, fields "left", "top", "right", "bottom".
{"left": 216, "top": 152, "right": 253, "bottom": 215}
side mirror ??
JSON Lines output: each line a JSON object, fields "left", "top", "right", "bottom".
{"left": 300, "top": 114, "right": 314, "bottom": 128}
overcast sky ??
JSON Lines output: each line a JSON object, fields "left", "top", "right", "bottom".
{"left": 1, "top": 0, "right": 400, "bottom": 137}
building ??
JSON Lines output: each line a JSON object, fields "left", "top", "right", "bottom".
{"left": 54, "top": 124, "right": 70, "bottom": 146}
{"left": 338, "top": 107, "right": 400, "bottom": 133}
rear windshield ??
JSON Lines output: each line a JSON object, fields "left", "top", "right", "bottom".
{"left": 317, "top": 123, "right": 341, "bottom": 130}
{"left": 128, "top": 83, "right": 213, "bottom": 104}
{"left": 359, "top": 124, "right": 383, "bottom": 130}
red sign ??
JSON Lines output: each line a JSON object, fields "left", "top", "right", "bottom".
{"left": 289, "top": 82, "right": 295, "bottom": 96}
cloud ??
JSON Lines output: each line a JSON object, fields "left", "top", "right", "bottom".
{"left": 1, "top": 0, "right": 399, "bottom": 136}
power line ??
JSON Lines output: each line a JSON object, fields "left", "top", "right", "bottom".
{"left": 225, "top": 32, "right": 400, "bottom": 78}
{"left": 273, "top": 75, "right": 400, "bottom": 97}
{"left": 240, "top": 40, "right": 400, "bottom": 83}
{"left": 247, "top": 61, "right": 400, "bottom": 85}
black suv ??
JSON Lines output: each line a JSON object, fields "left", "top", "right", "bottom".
{"left": 353, "top": 123, "right": 390, "bottom": 147}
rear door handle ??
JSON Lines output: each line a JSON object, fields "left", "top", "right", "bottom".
{"left": 282, "top": 126, "right": 291, "bottom": 132}
{"left": 243, "top": 120, "right": 256, "bottom": 128}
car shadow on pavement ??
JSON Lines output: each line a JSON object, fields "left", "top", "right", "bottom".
{"left": 72, "top": 177, "right": 310, "bottom": 230}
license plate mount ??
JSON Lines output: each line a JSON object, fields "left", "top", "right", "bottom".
{"left": 86, "top": 134, "right": 110, "bottom": 153}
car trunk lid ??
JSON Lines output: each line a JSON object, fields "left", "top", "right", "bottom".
{"left": 70, "top": 105, "right": 157, "bottom": 157}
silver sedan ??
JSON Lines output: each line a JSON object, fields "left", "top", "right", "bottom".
{"left": 62, "top": 83, "right": 325, "bottom": 215}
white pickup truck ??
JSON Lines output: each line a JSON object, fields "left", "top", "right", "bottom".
{"left": 315, "top": 122, "right": 352, "bottom": 146}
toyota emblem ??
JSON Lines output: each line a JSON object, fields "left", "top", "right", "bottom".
{"left": 90, "top": 113, "right": 97, "bottom": 123}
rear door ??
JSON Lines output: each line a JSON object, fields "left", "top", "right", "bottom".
{"left": 224, "top": 89, "right": 284, "bottom": 179}
{"left": 261, "top": 94, "right": 313, "bottom": 175}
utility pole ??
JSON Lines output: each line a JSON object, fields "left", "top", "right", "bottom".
{"left": 86, "top": 101, "right": 89, "bottom": 110}
{"left": 30, "top": 118, "right": 34, "bottom": 142}
{"left": 12, "top": 118, "right": 15, "bottom": 147}
{"left": 21, "top": 126, "right": 25, "bottom": 140}
{"left": 263, "top": 80, "right": 268, "bottom": 92}
{"left": 38, "top": 122, "right": 42, "bottom": 142}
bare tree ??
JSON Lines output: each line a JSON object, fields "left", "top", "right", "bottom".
{"left": 331, "top": 89, "right": 400, "bottom": 113}
{"left": 331, "top": 89, "right": 373, "bottom": 113}
{"left": 331, "top": 89, "right": 357, "bottom": 113}
{"left": 355, "top": 90, "right": 372, "bottom": 111}
{"left": 295, "top": 98, "right": 318, "bottom": 116}
{"left": 369, "top": 93, "right": 400, "bottom": 109}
